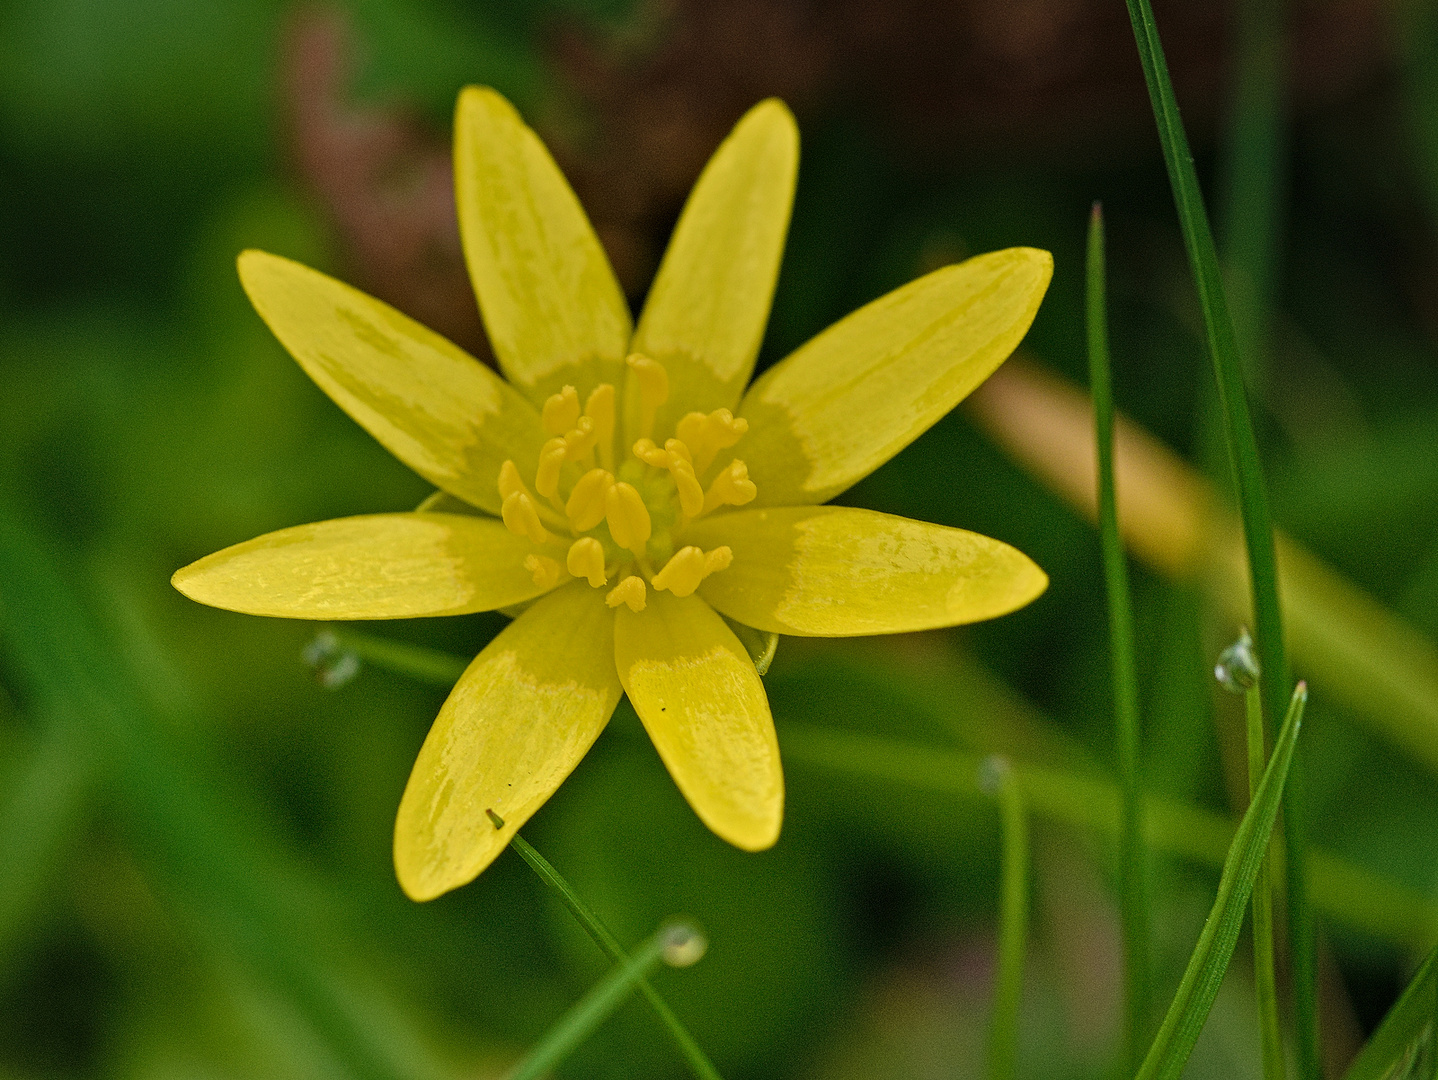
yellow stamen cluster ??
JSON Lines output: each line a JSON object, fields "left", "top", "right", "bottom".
{"left": 496, "top": 355, "right": 755, "bottom": 613}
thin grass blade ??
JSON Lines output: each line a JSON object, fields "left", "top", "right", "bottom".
{"left": 1135, "top": 682, "right": 1307, "bottom": 1080}
{"left": 1342, "top": 944, "right": 1437, "bottom": 1080}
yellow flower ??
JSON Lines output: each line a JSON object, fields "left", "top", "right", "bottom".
{"left": 172, "top": 88, "right": 1053, "bottom": 900}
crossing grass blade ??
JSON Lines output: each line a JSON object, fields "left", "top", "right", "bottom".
{"left": 1134, "top": 682, "right": 1307, "bottom": 1080}
{"left": 509, "top": 835, "right": 725, "bottom": 1080}
{"left": 985, "top": 758, "right": 1030, "bottom": 1080}
{"left": 1087, "top": 201, "right": 1149, "bottom": 1072}
{"left": 1120, "top": 4, "right": 1316, "bottom": 1073}
{"left": 1341, "top": 944, "right": 1438, "bottom": 1080}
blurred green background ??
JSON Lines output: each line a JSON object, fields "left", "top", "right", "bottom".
{"left": 3, "top": 0, "right": 1438, "bottom": 1077}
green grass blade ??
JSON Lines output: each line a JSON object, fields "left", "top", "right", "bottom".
{"left": 984, "top": 759, "right": 1030, "bottom": 1080}
{"left": 327, "top": 628, "right": 468, "bottom": 685}
{"left": 1342, "top": 943, "right": 1437, "bottom": 1080}
{"left": 1135, "top": 682, "right": 1306, "bottom": 1080}
{"left": 507, "top": 921, "right": 706, "bottom": 1080}
{"left": 1088, "top": 201, "right": 1150, "bottom": 1072}
{"left": 1120, "top": 5, "right": 1316, "bottom": 1073}
{"left": 509, "top": 835, "right": 725, "bottom": 1080}
{"left": 1246, "top": 685, "right": 1287, "bottom": 1080}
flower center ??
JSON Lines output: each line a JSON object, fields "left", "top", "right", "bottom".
{"left": 494, "top": 353, "right": 756, "bottom": 612}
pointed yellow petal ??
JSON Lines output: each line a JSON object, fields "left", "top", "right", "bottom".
{"left": 394, "top": 583, "right": 621, "bottom": 900}
{"left": 171, "top": 514, "right": 553, "bottom": 619}
{"left": 738, "top": 248, "right": 1053, "bottom": 506}
{"left": 631, "top": 99, "right": 798, "bottom": 425}
{"left": 455, "top": 86, "right": 631, "bottom": 403}
{"left": 238, "top": 251, "right": 543, "bottom": 515}
{"left": 613, "top": 591, "right": 782, "bottom": 850}
{"left": 684, "top": 506, "right": 1048, "bottom": 636}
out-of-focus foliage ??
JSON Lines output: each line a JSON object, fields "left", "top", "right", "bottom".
{"left": 2, "top": 1, "right": 1438, "bottom": 1078}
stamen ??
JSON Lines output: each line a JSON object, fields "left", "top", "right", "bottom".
{"left": 604, "top": 482, "right": 652, "bottom": 554}
{"left": 669, "top": 456, "right": 705, "bottom": 519}
{"left": 627, "top": 353, "right": 669, "bottom": 439}
{"left": 652, "top": 545, "right": 733, "bottom": 598}
{"left": 566, "top": 537, "right": 607, "bottom": 587}
{"left": 497, "top": 460, "right": 531, "bottom": 502}
{"left": 664, "top": 438, "right": 693, "bottom": 466}
{"left": 565, "top": 468, "right": 614, "bottom": 532}
{"left": 563, "top": 415, "right": 599, "bottom": 462}
{"left": 701, "top": 459, "right": 757, "bottom": 515}
{"left": 631, "top": 437, "right": 670, "bottom": 468}
{"left": 677, "top": 409, "right": 749, "bottom": 473}
{"left": 501, "top": 491, "right": 550, "bottom": 544}
{"left": 523, "top": 554, "right": 562, "bottom": 588}
{"left": 606, "top": 575, "right": 647, "bottom": 612}
{"left": 542, "top": 385, "right": 580, "bottom": 436}
{"left": 534, "top": 438, "right": 568, "bottom": 503}
{"left": 585, "top": 384, "right": 616, "bottom": 470}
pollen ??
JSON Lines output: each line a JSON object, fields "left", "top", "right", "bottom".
{"left": 523, "top": 554, "right": 562, "bottom": 588}
{"left": 567, "top": 537, "right": 608, "bottom": 587}
{"left": 606, "top": 574, "right": 647, "bottom": 612}
{"left": 652, "top": 544, "right": 733, "bottom": 598}
{"left": 541, "top": 385, "right": 580, "bottom": 436}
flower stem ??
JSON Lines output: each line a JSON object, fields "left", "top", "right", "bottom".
{"left": 983, "top": 758, "right": 1029, "bottom": 1080}
{"left": 506, "top": 920, "right": 704, "bottom": 1080}
{"left": 1087, "top": 201, "right": 1149, "bottom": 1073}
{"left": 509, "top": 835, "right": 724, "bottom": 1080}
{"left": 1247, "top": 685, "right": 1287, "bottom": 1080}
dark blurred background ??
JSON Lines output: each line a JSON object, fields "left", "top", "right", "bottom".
{"left": 2, "top": 1, "right": 1437, "bottom": 1077}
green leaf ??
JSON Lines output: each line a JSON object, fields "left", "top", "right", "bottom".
{"left": 1342, "top": 944, "right": 1437, "bottom": 1080}
{"left": 1135, "top": 682, "right": 1307, "bottom": 1080}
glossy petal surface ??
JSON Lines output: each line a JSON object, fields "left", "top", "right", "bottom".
{"left": 172, "top": 514, "right": 553, "bottom": 619}
{"left": 686, "top": 506, "right": 1048, "bottom": 636}
{"left": 239, "top": 251, "right": 542, "bottom": 514}
{"left": 455, "top": 86, "right": 631, "bottom": 402}
{"left": 395, "top": 584, "right": 622, "bottom": 899}
{"left": 738, "top": 247, "right": 1053, "bottom": 506}
{"left": 614, "top": 591, "right": 782, "bottom": 850}
{"left": 630, "top": 99, "right": 798, "bottom": 426}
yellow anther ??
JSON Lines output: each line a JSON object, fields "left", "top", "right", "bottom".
{"left": 563, "top": 415, "right": 599, "bottom": 461}
{"left": 664, "top": 438, "right": 693, "bottom": 465}
{"left": 585, "top": 383, "right": 616, "bottom": 469}
{"left": 523, "top": 554, "right": 562, "bottom": 589}
{"left": 565, "top": 468, "right": 614, "bottom": 532}
{"left": 678, "top": 408, "right": 750, "bottom": 472}
{"left": 534, "top": 438, "right": 568, "bottom": 501}
{"left": 604, "top": 482, "right": 652, "bottom": 553}
{"left": 669, "top": 456, "right": 705, "bottom": 518}
{"left": 501, "top": 491, "right": 550, "bottom": 544}
{"left": 566, "top": 537, "right": 608, "bottom": 588}
{"left": 653, "top": 545, "right": 733, "bottom": 597}
{"left": 627, "top": 353, "right": 669, "bottom": 438}
{"left": 632, "top": 437, "right": 670, "bottom": 468}
{"left": 703, "top": 545, "right": 733, "bottom": 575}
{"left": 606, "top": 575, "right": 647, "bottom": 612}
{"left": 652, "top": 546, "right": 706, "bottom": 597}
{"left": 542, "top": 385, "right": 581, "bottom": 436}
{"left": 702, "top": 459, "right": 757, "bottom": 514}
{"left": 497, "top": 460, "right": 531, "bottom": 502}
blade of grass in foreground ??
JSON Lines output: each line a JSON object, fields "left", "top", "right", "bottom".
{"left": 983, "top": 758, "right": 1030, "bottom": 1080}
{"left": 509, "top": 835, "right": 724, "bottom": 1080}
{"left": 507, "top": 921, "right": 707, "bottom": 1080}
{"left": 1120, "top": 4, "right": 1316, "bottom": 1074}
{"left": 1088, "top": 201, "right": 1149, "bottom": 1073}
{"left": 1341, "top": 944, "right": 1437, "bottom": 1080}
{"left": 1246, "top": 682, "right": 1287, "bottom": 1080}
{"left": 1135, "top": 682, "right": 1306, "bottom": 1080}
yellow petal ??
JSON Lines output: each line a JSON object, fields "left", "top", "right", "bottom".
{"left": 171, "top": 514, "right": 552, "bottom": 619}
{"left": 238, "top": 251, "right": 543, "bottom": 515}
{"left": 454, "top": 86, "right": 631, "bottom": 403}
{"left": 630, "top": 99, "right": 798, "bottom": 426}
{"left": 395, "top": 583, "right": 622, "bottom": 899}
{"left": 613, "top": 590, "right": 782, "bottom": 850}
{"left": 738, "top": 248, "right": 1053, "bottom": 506}
{"left": 684, "top": 506, "right": 1048, "bottom": 636}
